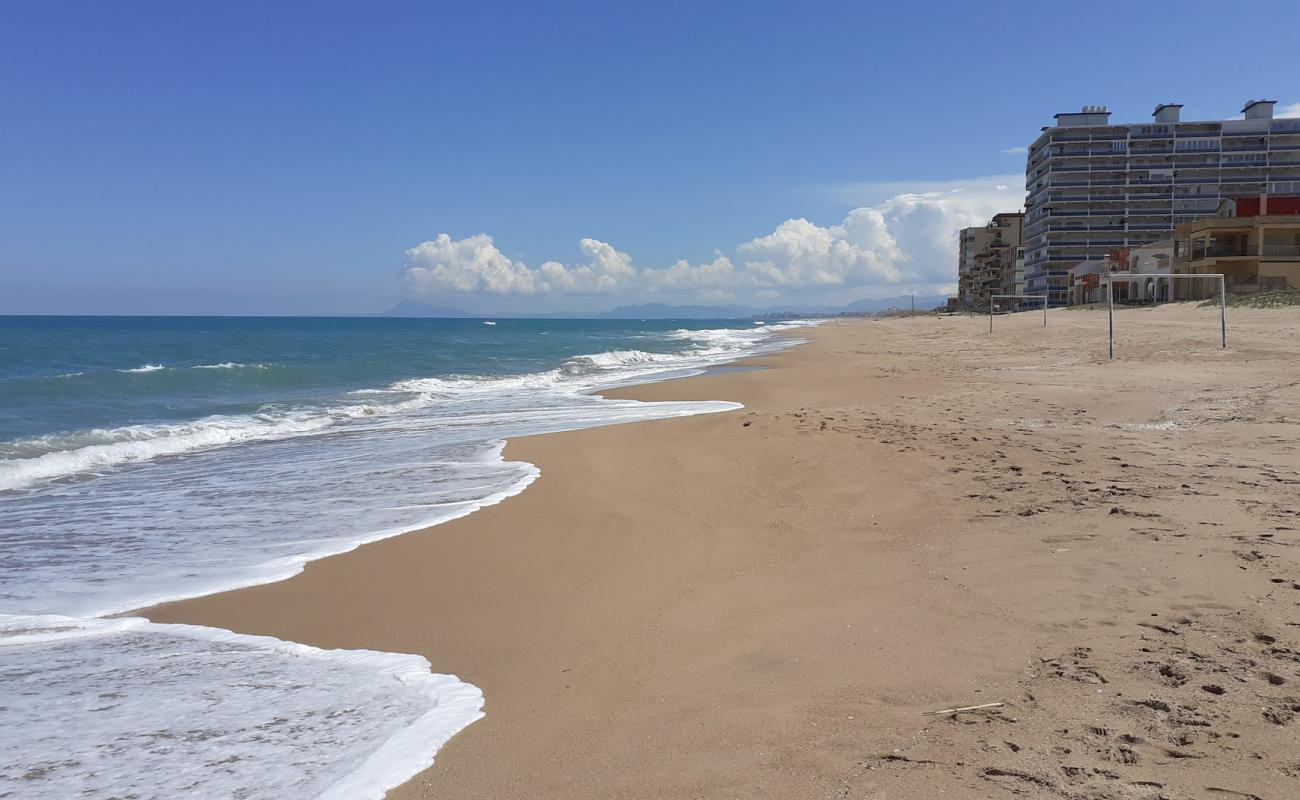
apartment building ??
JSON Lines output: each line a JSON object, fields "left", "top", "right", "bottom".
{"left": 957, "top": 213, "right": 1024, "bottom": 307}
{"left": 976, "top": 212, "right": 1025, "bottom": 304}
{"left": 956, "top": 225, "right": 991, "bottom": 307}
{"left": 1023, "top": 100, "right": 1300, "bottom": 305}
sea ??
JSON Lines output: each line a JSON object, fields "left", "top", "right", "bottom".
{"left": 0, "top": 315, "right": 811, "bottom": 799}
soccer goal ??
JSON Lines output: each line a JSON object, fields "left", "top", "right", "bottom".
{"left": 988, "top": 294, "right": 1048, "bottom": 333}
{"left": 1099, "top": 273, "right": 1226, "bottom": 359}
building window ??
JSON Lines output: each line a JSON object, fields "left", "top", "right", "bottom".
{"left": 1175, "top": 138, "right": 1218, "bottom": 151}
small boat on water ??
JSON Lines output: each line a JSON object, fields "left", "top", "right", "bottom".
{"left": 483, "top": 321, "right": 496, "bottom": 326}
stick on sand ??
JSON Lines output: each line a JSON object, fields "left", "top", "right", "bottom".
{"left": 922, "top": 702, "right": 1005, "bottom": 716}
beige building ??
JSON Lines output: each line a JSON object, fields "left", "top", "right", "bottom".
{"left": 958, "top": 213, "right": 1024, "bottom": 307}
{"left": 1172, "top": 195, "right": 1300, "bottom": 299}
{"left": 957, "top": 225, "right": 992, "bottom": 308}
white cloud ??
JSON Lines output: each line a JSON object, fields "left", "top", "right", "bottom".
{"left": 1278, "top": 102, "right": 1300, "bottom": 118}
{"left": 738, "top": 210, "right": 904, "bottom": 287}
{"left": 1001, "top": 145, "right": 1029, "bottom": 155}
{"left": 403, "top": 234, "right": 636, "bottom": 296}
{"left": 401, "top": 175, "right": 1025, "bottom": 305}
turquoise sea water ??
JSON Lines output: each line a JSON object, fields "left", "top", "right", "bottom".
{"left": 0, "top": 315, "right": 809, "bottom": 798}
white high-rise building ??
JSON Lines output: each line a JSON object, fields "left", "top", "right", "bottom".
{"left": 1023, "top": 100, "right": 1300, "bottom": 305}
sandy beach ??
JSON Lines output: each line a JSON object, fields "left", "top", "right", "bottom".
{"left": 148, "top": 304, "right": 1300, "bottom": 799}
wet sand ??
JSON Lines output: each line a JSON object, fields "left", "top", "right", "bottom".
{"left": 149, "top": 305, "right": 1300, "bottom": 798}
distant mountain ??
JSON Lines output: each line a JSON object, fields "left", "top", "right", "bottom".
{"left": 384, "top": 300, "right": 476, "bottom": 317}
{"left": 383, "top": 294, "right": 951, "bottom": 319}
{"left": 842, "top": 294, "right": 948, "bottom": 313}
{"left": 595, "top": 303, "right": 760, "bottom": 319}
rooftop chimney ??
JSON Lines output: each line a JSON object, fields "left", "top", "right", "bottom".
{"left": 1242, "top": 99, "right": 1277, "bottom": 120}
{"left": 1152, "top": 103, "right": 1182, "bottom": 123}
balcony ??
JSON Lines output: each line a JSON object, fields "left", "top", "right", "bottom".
{"left": 1263, "top": 244, "right": 1300, "bottom": 258}
{"left": 1190, "top": 244, "right": 1251, "bottom": 260}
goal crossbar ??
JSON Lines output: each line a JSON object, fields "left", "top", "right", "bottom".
{"left": 1099, "top": 272, "right": 1226, "bottom": 359}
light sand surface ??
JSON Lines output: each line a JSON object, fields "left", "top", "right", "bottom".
{"left": 149, "top": 304, "right": 1300, "bottom": 799}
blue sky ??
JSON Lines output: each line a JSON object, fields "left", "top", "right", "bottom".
{"left": 3, "top": 1, "right": 1298, "bottom": 315}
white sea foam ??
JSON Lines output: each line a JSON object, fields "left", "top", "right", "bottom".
{"left": 0, "top": 393, "right": 449, "bottom": 493}
{"left": 193, "top": 361, "right": 269, "bottom": 370}
{"left": 118, "top": 363, "right": 165, "bottom": 373}
{"left": 0, "top": 616, "right": 483, "bottom": 800}
{"left": 0, "top": 321, "right": 815, "bottom": 798}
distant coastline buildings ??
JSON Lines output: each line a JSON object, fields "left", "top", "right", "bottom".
{"left": 955, "top": 99, "right": 1300, "bottom": 308}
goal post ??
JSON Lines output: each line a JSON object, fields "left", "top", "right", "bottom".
{"left": 1101, "top": 273, "right": 1226, "bottom": 359}
{"left": 988, "top": 294, "right": 1049, "bottom": 333}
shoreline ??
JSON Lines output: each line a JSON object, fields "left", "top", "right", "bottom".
{"left": 136, "top": 324, "right": 818, "bottom": 794}
{"left": 122, "top": 328, "right": 806, "bottom": 619}
{"left": 148, "top": 307, "right": 1300, "bottom": 798}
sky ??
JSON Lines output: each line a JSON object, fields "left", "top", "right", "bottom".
{"left": 3, "top": 1, "right": 1299, "bottom": 315}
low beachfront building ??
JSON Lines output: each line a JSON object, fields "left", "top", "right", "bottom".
{"left": 1171, "top": 194, "right": 1300, "bottom": 299}
{"left": 1067, "top": 241, "right": 1175, "bottom": 305}
{"left": 1067, "top": 259, "right": 1107, "bottom": 305}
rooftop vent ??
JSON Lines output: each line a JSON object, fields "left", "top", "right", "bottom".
{"left": 1153, "top": 103, "right": 1183, "bottom": 123}
{"left": 1242, "top": 99, "right": 1277, "bottom": 120}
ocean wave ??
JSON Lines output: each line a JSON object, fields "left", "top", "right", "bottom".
{"left": 0, "top": 323, "right": 810, "bottom": 492}
{"left": 104, "top": 362, "right": 275, "bottom": 376}
{"left": 0, "top": 394, "right": 432, "bottom": 493}
{"left": 193, "top": 361, "right": 270, "bottom": 370}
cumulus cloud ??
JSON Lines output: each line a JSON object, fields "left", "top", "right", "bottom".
{"left": 1278, "top": 102, "right": 1300, "bottom": 118}
{"left": 401, "top": 175, "right": 1025, "bottom": 305}
{"left": 404, "top": 234, "right": 635, "bottom": 296}
{"left": 738, "top": 209, "right": 903, "bottom": 286}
